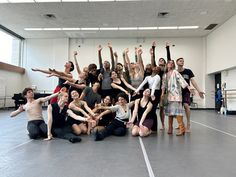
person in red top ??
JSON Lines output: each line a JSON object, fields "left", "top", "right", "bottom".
{"left": 32, "top": 61, "right": 74, "bottom": 104}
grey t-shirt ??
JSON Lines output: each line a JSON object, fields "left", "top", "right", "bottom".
{"left": 101, "top": 70, "right": 112, "bottom": 90}
{"left": 83, "top": 87, "right": 101, "bottom": 108}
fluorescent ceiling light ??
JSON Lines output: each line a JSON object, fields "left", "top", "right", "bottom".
{"left": 43, "top": 28, "right": 62, "bottom": 30}
{"left": 24, "top": 25, "right": 199, "bottom": 31}
{"left": 89, "top": 0, "right": 114, "bottom": 2}
{"left": 119, "top": 27, "right": 138, "bottom": 30}
{"left": 158, "top": 26, "right": 178, "bottom": 30}
{"left": 178, "top": 26, "right": 199, "bottom": 29}
{"left": 62, "top": 28, "right": 81, "bottom": 30}
{"left": 1, "top": 0, "right": 141, "bottom": 2}
{"left": 100, "top": 27, "right": 119, "bottom": 30}
{"left": 24, "top": 28, "right": 44, "bottom": 31}
{"left": 81, "top": 28, "right": 99, "bottom": 30}
{"left": 35, "top": 0, "right": 60, "bottom": 2}
{"left": 8, "top": 0, "right": 34, "bottom": 2}
{"left": 62, "top": 0, "right": 87, "bottom": 2}
{"left": 138, "top": 27, "right": 158, "bottom": 30}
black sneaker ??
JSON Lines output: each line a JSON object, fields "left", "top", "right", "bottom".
{"left": 93, "top": 130, "right": 104, "bottom": 141}
{"left": 69, "top": 137, "right": 82, "bottom": 143}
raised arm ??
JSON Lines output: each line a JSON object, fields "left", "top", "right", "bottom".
{"left": 48, "top": 72, "right": 74, "bottom": 83}
{"left": 49, "top": 68, "right": 72, "bottom": 78}
{"left": 64, "top": 80, "right": 86, "bottom": 90}
{"left": 134, "top": 47, "right": 138, "bottom": 63}
{"left": 137, "top": 48, "right": 145, "bottom": 73}
{"left": 150, "top": 41, "right": 157, "bottom": 67}
{"left": 39, "top": 89, "right": 66, "bottom": 103}
{"left": 98, "top": 45, "right": 103, "bottom": 70}
{"left": 74, "top": 51, "right": 81, "bottom": 75}
{"left": 114, "top": 51, "right": 118, "bottom": 67}
{"left": 31, "top": 68, "right": 51, "bottom": 75}
{"left": 166, "top": 42, "right": 171, "bottom": 61}
{"left": 10, "top": 105, "right": 24, "bottom": 117}
{"left": 124, "top": 48, "right": 131, "bottom": 70}
{"left": 108, "top": 43, "right": 115, "bottom": 70}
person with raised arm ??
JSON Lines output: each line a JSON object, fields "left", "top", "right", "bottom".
{"left": 73, "top": 51, "right": 90, "bottom": 86}
{"left": 48, "top": 59, "right": 87, "bottom": 103}
{"left": 97, "top": 43, "right": 115, "bottom": 98}
{"left": 125, "top": 48, "right": 144, "bottom": 90}
{"left": 31, "top": 61, "right": 74, "bottom": 104}
{"left": 10, "top": 87, "right": 63, "bottom": 139}
{"left": 134, "top": 64, "right": 161, "bottom": 132}
{"left": 111, "top": 70, "right": 136, "bottom": 103}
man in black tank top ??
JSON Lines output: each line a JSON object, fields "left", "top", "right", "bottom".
{"left": 45, "top": 92, "right": 82, "bottom": 143}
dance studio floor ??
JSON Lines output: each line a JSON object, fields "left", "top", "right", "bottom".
{"left": 0, "top": 110, "right": 236, "bottom": 177}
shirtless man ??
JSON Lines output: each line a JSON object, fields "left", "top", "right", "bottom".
{"left": 10, "top": 87, "right": 61, "bottom": 139}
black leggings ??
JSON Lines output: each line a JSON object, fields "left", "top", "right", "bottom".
{"left": 98, "top": 119, "right": 127, "bottom": 140}
{"left": 27, "top": 120, "right": 47, "bottom": 139}
{"left": 151, "top": 89, "right": 161, "bottom": 131}
{"left": 52, "top": 125, "right": 81, "bottom": 143}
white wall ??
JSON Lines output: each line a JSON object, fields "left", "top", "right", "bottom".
{"left": 206, "top": 14, "right": 236, "bottom": 74}
{"left": 22, "top": 38, "right": 69, "bottom": 92}
{"left": 206, "top": 14, "right": 236, "bottom": 111}
{"left": 0, "top": 70, "right": 23, "bottom": 107}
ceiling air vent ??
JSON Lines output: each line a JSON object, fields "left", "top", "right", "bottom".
{"left": 43, "top": 14, "right": 56, "bottom": 20}
{"left": 205, "top": 24, "right": 218, "bottom": 30}
{"left": 157, "top": 12, "right": 169, "bottom": 18}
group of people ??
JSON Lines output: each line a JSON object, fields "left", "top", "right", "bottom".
{"left": 10, "top": 42, "right": 204, "bottom": 143}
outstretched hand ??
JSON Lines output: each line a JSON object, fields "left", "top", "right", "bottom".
{"left": 98, "top": 45, "right": 102, "bottom": 51}
{"left": 31, "top": 68, "right": 39, "bottom": 72}
{"left": 152, "top": 41, "right": 156, "bottom": 47}
{"left": 74, "top": 51, "right": 78, "bottom": 56}
{"left": 198, "top": 91, "right": 205, "bottom": 99}
{"left": 114, "top": 51, "right": 118, "bottom": 58}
